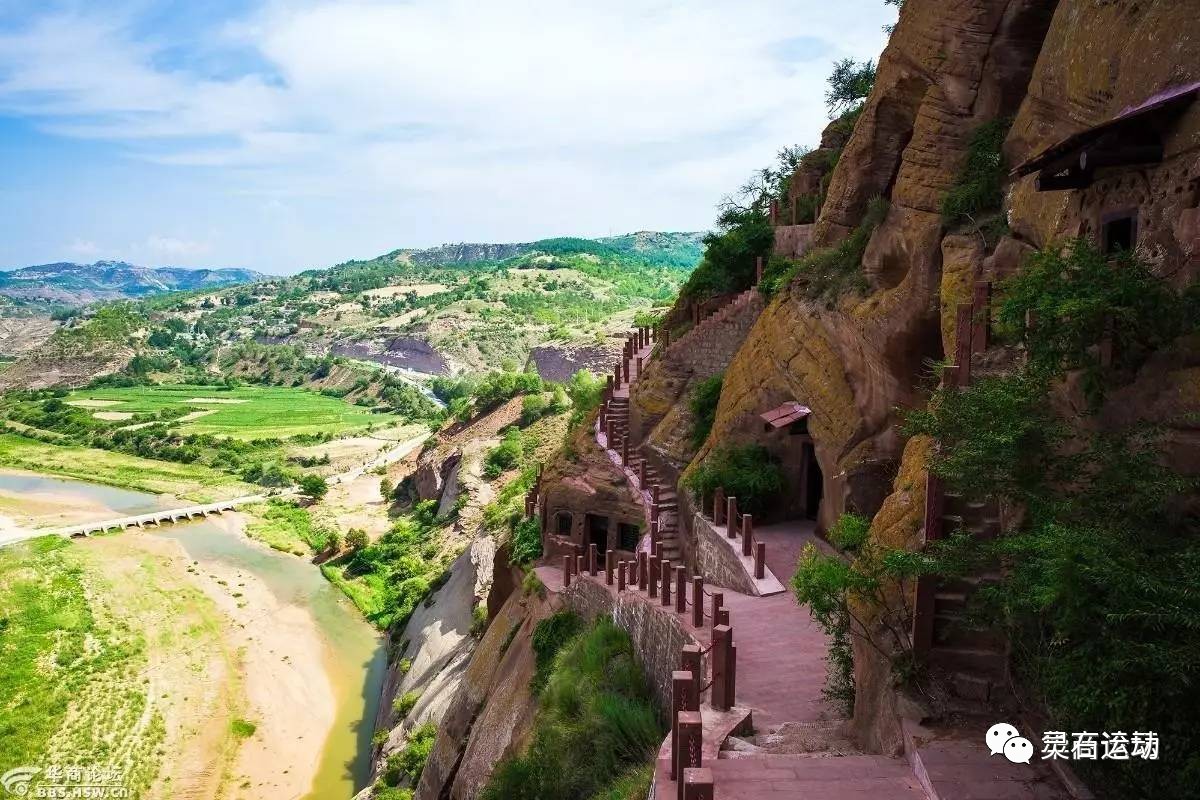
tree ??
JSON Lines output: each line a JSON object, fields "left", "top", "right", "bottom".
{"left": 346, "top": 528, "right": 369, "bottom": 551}
{"left": 380, "top": 477, "right": 394, "bottom": 500}
{"left": 299, "top": 473, "right": 329, "bottom": 500}
{"left": 825, "top": 58, "right": 876, "bottom": 117}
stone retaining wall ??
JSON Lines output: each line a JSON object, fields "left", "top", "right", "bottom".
{"left": 561, "top": 576, "right": 705, "bottom": 713}
{"left": 692, "top": 511, "right": 759, "bottom": 596}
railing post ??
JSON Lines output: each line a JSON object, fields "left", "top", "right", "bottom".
{"left": 670, "top": 670, "right": 697, "bottom": 780}
{"left": 638, "top": 551, "right": 648, "bottom": 591}
{"left": 681, "top": 645, "right": 702, "bottom": 707}
{"left": 618, "top": 559, "right": 627, "bottom": 591}
{"left": 691, "top": 576, "right": 704, "bottom": 627}
{"left": 713, "top": 486, "right": 725, "bottom": 525}
{"left": 726, "top": 497, "right": 738, "bottom": 538}
{"left": 621, "top": 436, "right": 630, "bottom": 466}
{"left": 683, "top": 768, "right": 715, "bottom": 800}
{"left": 661, "top": 559, "right": 672, "bottom": 606}
{"left": 715, "top": 607, "right": 730, "bottom": 627}
{"left": 756, "top": 254, "right": 764, "bottom": 285}
{"left": 711, "top": 592, "right": 723, "bottom": 630}
{"left": 675, "top": 565, "right": 687, "bottom": 613}
{"left": 676, "top": 712, "right": 703, "bottom": 800}
{"left": 741, "top": 513, "right": 753, "bottom": 557}
{"left": 649, "top": 553, "right": 659, "bottom": 599}
{"left": 711, "top": 625, "right": 733, "bottom": 711}
{"left": 588, "top": 543, "right": 598, "bottom": 576}
{"left": 638, "top": 459, "right": 646, "bottom": 486}
{"left": 576, "top": 554, "right": 584, "bottom": 577}
{"left": 605, "top": 549, "right": 615, "bottom": 585}
{"left": 754, "top": 542, "right": 766, "bottom": 580}
{"left": 562, "top": 554, "right": 572, "bottom": 587}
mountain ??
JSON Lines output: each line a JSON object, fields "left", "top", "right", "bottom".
{"left": 0, "top": 261, "right": 266, "bottom": 305}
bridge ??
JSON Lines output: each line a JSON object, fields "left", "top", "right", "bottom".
{"left": 48, "top": 491, "right": 296, "bottom": 538}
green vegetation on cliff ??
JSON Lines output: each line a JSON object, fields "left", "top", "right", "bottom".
{"left": 482, "top": 616, "right": 663, "bottom": 800}
{"left": 903, "top": 239, "right": 1200, "bottom": 797}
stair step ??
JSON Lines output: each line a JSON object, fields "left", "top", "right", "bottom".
{"left": 934, "top": 591, "right": 967, "bottom": 614}
{"left": 933, "top": 615, "right": 1006, "bottom": 650}
{"left": 929, "top": 645, "right": 1007, "bottom": 679}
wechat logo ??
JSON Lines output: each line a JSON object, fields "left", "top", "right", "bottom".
{"left": 986, "top": 722, "right": 1033, "bottom": 764}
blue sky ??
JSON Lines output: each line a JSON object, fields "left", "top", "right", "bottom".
{"left": 0, "top": 0, "right": 894, "bottom": 274}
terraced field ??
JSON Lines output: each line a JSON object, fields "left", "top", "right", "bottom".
{"left": 67, "top": 385, "right": 381, "bottom": 439}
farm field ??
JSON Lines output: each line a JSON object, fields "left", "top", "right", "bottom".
{"left": 0, "top": 434, "right": 253, "bottom": 502}
{"left": 67, "top": 384, "right": 382, "bottom": 440}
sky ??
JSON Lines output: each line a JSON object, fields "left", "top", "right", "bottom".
{"left": 0, "top": 0, "right": 895, "bottom": 274}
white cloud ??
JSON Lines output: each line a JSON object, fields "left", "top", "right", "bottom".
{"left": 67, "top": 239, "right": 101, "bottom": 259}
{"left": 141, "top": 235, "right": 210, "bottom": 258}
{"left": 0, "top": 1, "right": 895, "bottom": 270}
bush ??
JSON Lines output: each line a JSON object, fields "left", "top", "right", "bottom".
{"left": 760, "top": 197, "right": 888, "bottom": 300}
{"left": 382, "top": 722, "right": 437, "bottom": 787}
{"left": 394, "top": 690, "right": 421, "bottom": 718}
{"left": 565, "top": 370, "right": 605, "bottom": 428}
{"left": 511, "top": 516, "right": 543, "bottom": 564}
{"left": 482, "top": 619, "right": 664, "bottom": 800}
{"left": 483, "top": 428, "right": 525, "bottom": 479}
{"left": 688, "top": 374, "right": 723, "bottom": 449}
{"left": 941, "top": 117, "right": 1010, "bottom": 228}
{"left": 682, "top": 444, "right": 785, "bottom": 516}
{"left": 346, "top": 528, "right": 370, "bottom": 551}
{"left": 520, "top": 393, "right": 550, "bottom": 426}
{"left": 299, "top": 473, "right": 329, "bottom": 500}
{"left": 825, "top": 58, "right": 876, "bottom": 117}
{"left": 681, "top": 209, "right": 774, "bottom": 300}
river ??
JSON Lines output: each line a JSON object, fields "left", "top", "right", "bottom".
{"left": 0, "top": 472, "right": 386, "bottom": 800}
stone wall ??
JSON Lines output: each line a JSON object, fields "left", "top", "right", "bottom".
{"left": 561, "top": 575, "right": 705, "bottom": 713}
{"left": 691, "top": 511, "right": 758, "bottom": 597}
{"left": 773, "top": 224, "right": 815, "bottom": 259}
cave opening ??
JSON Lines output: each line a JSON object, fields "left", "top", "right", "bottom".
{"left": 585, "top": 513, "right": 609, "bottom": 552}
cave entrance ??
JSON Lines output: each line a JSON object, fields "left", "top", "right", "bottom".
{"left": 585, "top": 513, "right": 609, "bottom": 552}
{"left": 617, "top": 522, "right": 641, "bottom": 552}
{"left": 802, "top": 442, "right": 824, "bottom": 521}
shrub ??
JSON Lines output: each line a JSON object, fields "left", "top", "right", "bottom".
{"left": 825, "top": 58, "right": 876, "bottom": 117}
{"left": 682, "top": 444, "right": 785, "bottom": 516}
{"left": 688, "top": 375, "right": 723, "bottom": 449}
{"left": 680, "top": 209, "right": 774, "bottom": 300}
{"left": 941, "top": 117, "right": 1010, "bottom": 228}
{"left": 230, "top": 719, "right": 257, "bottom": 738}
{"left": 511, "top": 516, "right": 543, "bottom": 564}
{"left": 471, "top": 603, "right": 489, "bottom": 638}
{"left": 482, "top": 619, "right": 663, "bottom": 800}
{"left": 394, "top": 690, "right": 421, "bottom": 718}
{"left": 299, "top": 473, "right": 329, "bottom": 500}
{"left": 760, "top": 197, "right": 888, "bottom": 300}
{"left": 483, "top": 428, "right": 525, "bottom": 479}
{"left": 520, "top": 393, "right": 550, "bottom": 426}
{"left": 382, "top": 722, "right": 437, "bottom": 787}
{"left": 565, "top": 370, "right": 605, "bottom": 428}
{"left": 346, "top": 528, "right": 370, "bottom": 551}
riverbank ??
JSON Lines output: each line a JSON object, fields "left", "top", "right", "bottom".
{"left": 0, "top": 473, "right": 384, "bottom": 800}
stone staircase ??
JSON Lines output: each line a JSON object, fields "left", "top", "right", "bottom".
{"left": 927, "top": 491, "right": 1010, "bottom": 707}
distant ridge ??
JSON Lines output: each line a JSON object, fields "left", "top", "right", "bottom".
{"left": 0, "top": 261, "right": 266, "bottom": 305}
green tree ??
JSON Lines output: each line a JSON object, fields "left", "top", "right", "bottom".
{"left": 299, "top": 473, "right": 329, "bottom": 500}
{"left": 825, "top": 58, "right": 876, "bottom": 117}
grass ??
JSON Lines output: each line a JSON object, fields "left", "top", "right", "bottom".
{"left": 0, "top": 535, "right": 230, "bottom": 794}
{"left": 481, "top": 617, "right": 664, "bottom": 800}
{"left": 230, "top": 719, "right": 258, "bottom": 738}
{"left": 0, "top": 433, "right": 252, "bottom": 502}
{"left": 243, "top": 499, "right": 332, "bottom": 555}
{"left": 66, "top": 384, "right": 380, "bottom": 440}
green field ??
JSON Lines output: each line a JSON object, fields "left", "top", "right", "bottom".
{"left": 67, "top": 384, "right": 381, "bottom": 440}
{"left": 0, "top": 434, "right": 252, "bottom": 501}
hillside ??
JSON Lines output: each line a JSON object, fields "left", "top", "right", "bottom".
{"left": 0, "top": 261, "right": 265, "bottom": 305}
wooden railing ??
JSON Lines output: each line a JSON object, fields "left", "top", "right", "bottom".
{"left": 707, "top": 486, "right": 768, "bottom": 581}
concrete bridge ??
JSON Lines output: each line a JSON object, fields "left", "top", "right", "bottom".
{"left": 49, "top": 491, "right": 295, "bottom": 538}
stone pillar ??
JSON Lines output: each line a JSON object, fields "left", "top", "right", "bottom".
{"left": 683, "top": 768, "right": 714, "bottom": 800}
{"left": 576, "top": 554, "right": 584, "bottom": 577}
{"left": 617, "top": 560, "right": 627, "bottom": 591}
{"left": 605, "top": 549, "right": 615, "bottom": 585}
{"left": 711, "top": 592, "right": 723, "bottom": 629}
{"left": 713, "top": 487, "right": 725, "bottom": 524}
{"left": 711, "top": 625, "right": 733, "bottom": 711}
{"left": 681, "top": 645, "right": 702, "bottom": 705}
{"left": 675, "top": 565, "right": 687, "bottom": 614}
{"left": 670, "top": 670, "right": 698, "bottom": 780}
{"left": 741, "top": 514, "right": 753, "bottom": 557}
{"left": 562, "top": 555, "right": 572, "bottom": 587}
{"left": 691, "top": 576, "right": 704, "bottom": 627}
{"left": 754, "top": 542, "right": 766, "bottom": 580}
{"left": 676, "top": 712, "right": 703, "bottom": 800}
{"left": 638, "top": 551, "right": 648, "bottom": 591}
{"left": 661, "top": 560, "right": 672, "bottom": 606}
{"left": 726, "top": 497, "right": 738, "bottom": 538}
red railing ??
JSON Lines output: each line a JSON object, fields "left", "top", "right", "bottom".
{"left": 709, "top": 486, "right": 767, "bottom": 581}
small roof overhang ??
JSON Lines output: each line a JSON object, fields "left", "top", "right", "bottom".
{"left": 760, "top": 401, "right": 811, "bottom": 428}
{"left": 1013, "top": 81, "right": 1200, "bottom": 191}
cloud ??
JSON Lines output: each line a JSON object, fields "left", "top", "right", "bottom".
{"left": 67, "top": 239, "right": 101, "bottom": 258}
{"left": 0, "top": 1, "right": 895, "bottom": 270}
